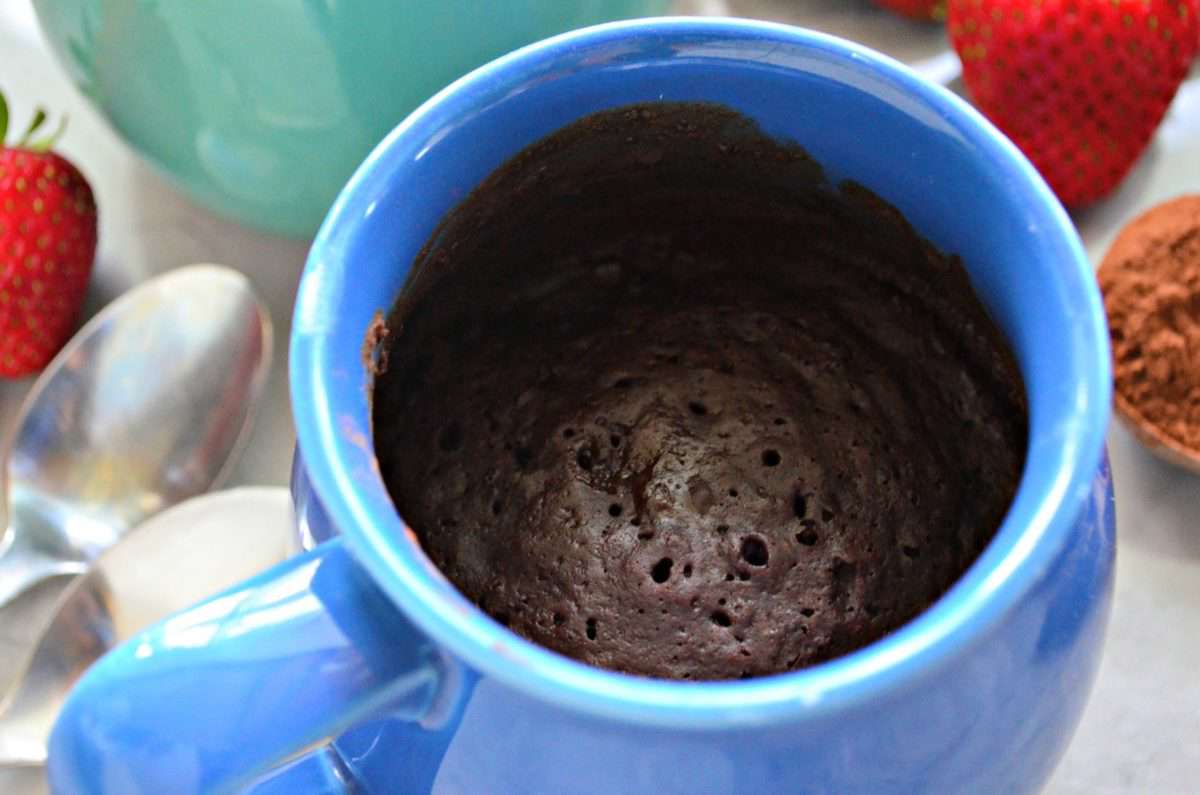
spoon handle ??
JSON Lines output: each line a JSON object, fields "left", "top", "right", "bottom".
{"left": 0, "top": 730, "right": 45, "bottom": 768}
{"left": 0, "top": 528, "right": 85, "bottom": 610}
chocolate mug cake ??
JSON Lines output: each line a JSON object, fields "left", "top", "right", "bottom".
{"left": 371, "top": 103, "right": 1027, "bottom": 680}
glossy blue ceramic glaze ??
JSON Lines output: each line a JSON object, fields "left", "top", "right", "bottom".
{"left": 48, "top": 18, "right": 1114, "bottom": 794}
{"left": 245, "top": 746, "right": 357, "bottom": 795}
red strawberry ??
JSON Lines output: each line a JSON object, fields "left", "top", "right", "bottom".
{"left": 948, "top": 0, "right": 1199, "bottom": 207}
{"left": 0, "top": 91, "right": 97, "bottom": 378}
{"left": 874, "top": 1, "right": 947, "bottom": 21}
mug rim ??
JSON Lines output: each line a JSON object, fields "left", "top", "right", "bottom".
{"left": 292, "top": 17, "right": 1111, "bottom": 728}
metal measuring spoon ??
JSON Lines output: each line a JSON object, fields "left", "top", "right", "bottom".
{"left": 0, "top": 264, "right": 272, "bottom": 608}
{"left": 0, "top": 488, "right": 296, "bottom": 769}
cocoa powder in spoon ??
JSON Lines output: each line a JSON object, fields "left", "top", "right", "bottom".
{"left": 1098, "top": 195, "right": 1200, "bottom": 464}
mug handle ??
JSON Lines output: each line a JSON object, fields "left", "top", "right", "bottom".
{"left": 47, "top": 537, "right": 450, "bottom": 795}
{"left": 247, "top": 746, "right": 360, "bottom": 795}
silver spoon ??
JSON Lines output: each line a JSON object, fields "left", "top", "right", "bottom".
{"left": 0, "top": 487, "right": 296, "bottom": 771}
{"left": 0, "top": 264, "right": 272, "bottom": 608}
{"left": 911, "top": 50, "right": 964, "bottom": 93}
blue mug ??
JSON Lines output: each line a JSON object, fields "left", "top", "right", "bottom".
{"left": 48, "top": 18, "right": 1114, "bottom": 795}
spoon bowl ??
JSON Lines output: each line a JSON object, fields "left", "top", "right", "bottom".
{"left": 1114, "top": 398, "right": 1200, "bottom": 475}
{"left": 0, "top": 265, "right": 272, "bottom": 607}
{"left": 0, "top": 488, "right": 296, "bottom": 769}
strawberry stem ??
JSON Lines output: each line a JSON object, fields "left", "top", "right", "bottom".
{"left": 16, "top": 107, "right": 47, "bottom": 147}
{"left": 0, "top": 92, "right": 68, "bottom": 152}
{"left": 26, "top": 115, "right": 67, "bottom": 154}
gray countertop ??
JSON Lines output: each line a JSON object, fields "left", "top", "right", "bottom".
{"left": 2, "top": 1, "right": 1198, "bottom": 792}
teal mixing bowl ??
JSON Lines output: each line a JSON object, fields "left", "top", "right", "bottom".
{"left": 33, "top": 0, "right": 668, "bottom": 237}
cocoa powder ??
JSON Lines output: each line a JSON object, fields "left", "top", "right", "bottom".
{"left": 1098, "top": 195, "right": 1200, "bottom": 460}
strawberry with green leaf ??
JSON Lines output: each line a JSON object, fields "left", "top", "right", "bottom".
{"left": 0, "top": 90, "right": 97, "bottom": 378}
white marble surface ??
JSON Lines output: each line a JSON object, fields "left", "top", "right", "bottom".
{"left": 2, "top": 1, "right": 1199, "bottom": 792}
